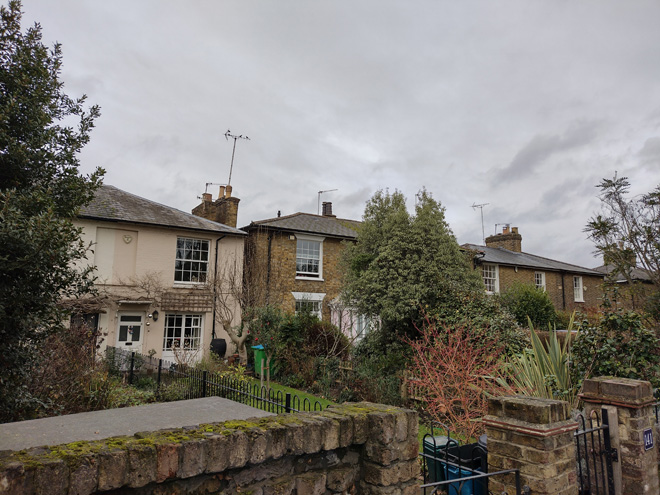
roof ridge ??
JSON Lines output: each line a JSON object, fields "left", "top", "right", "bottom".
{"left": 79, "top": 184, "right": 245, "bottom": 235}
{"left": 460, "top": 242, "right": 599, "bottom": 273}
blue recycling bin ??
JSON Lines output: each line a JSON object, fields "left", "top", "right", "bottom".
{"left": 423, "top": 437, "right": 487, "bottom": 495}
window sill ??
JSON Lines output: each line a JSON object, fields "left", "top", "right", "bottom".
{"left": 173, "top": 282, "right": 207, "bottom": 289}
{"left": 296, "top": 276, "right": 325, "bottom": 282}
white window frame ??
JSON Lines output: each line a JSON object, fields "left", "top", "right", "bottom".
{"left": 573, "top": 276, "right": 584, "bottom": 302}
{"left": 163, "top": 313, "right": 204, "bottom": 352}
{"left": 535, "top": 272, "right": 546, "bottom": 291}
{"left": 174, "top": 237, "right": 210, "bottom": 284}
{"left": 292, "top": 292, "right": 325, "bottom": 319}
{"left": 482, "top": 263, "right": 499, "bottom": 294}
{"left": 295, "top": 234, "right": 325, "bottom": 280}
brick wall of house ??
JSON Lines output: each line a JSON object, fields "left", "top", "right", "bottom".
{"left": 496, "top": 265, "right": 602, "bottom": 312}
{"left": 245, "top": 228, "right": 351, "bottom": 320}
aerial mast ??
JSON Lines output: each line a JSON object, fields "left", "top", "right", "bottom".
{"left": 224, "top": 129, "right": 250, "bottom": 186}
{"left": 471, "top": 202, "right": 489, "bottom": 244}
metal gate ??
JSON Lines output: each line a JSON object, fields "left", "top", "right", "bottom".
{"left": 574, "top": 409, "right": 617, "bottom": 495}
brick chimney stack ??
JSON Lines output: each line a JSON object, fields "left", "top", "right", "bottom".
{"left": 485, "top": 226, "right": 522, "bottom": 252}
{"left": 192, "top": 186, "right": 240, "bottom": 228}
{"left": 321, "top": 201, "right": 336, "bottom": 217}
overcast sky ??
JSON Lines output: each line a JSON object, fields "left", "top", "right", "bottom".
{"left": 20, "top": 1, "right": 660, "bottom": 268}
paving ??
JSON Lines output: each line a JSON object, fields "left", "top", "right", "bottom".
{"left": 0, "top": 397, "right": 274, "bottom": 451}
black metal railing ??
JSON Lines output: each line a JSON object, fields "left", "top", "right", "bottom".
{"left": 574, "top": 409, "right": 616, "bottom": 495}
{"left": 105, "top": 346, "right": 326, "bottom": 414}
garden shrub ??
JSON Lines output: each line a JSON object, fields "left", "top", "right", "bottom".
{"left": 571, "top": 310, "right": 660, "bottom": 389}
{"left": 429, "top": 284, "right": 529, "bottom": 356}
{"left": 247, "top": 305, "right": 350, "bottom": 391}
{"left": 499, "top": 282, "right": 556, "bottom": 328}
{"left": 27, "top": 322, "right": 107, "bottom": 418}
{"left": 406, "top": 315, "right": 510, "bottom": 441}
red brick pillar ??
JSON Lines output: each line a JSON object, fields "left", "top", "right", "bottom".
{"left": 483, "top": 396, "right": 578, "bottom": 495}
{"left": 581, "top": 377, "right": 659, "bottom": 495}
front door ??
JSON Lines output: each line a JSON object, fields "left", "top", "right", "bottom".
{"left": 116, "top": 313, "right": 144, "bottom": 351}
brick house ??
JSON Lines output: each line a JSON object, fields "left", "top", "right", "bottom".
{"left": 73, "top": 185, "right": 246, "bottom": 362}
{"left": 593, "top": 263, "right": 656, "bottom": 312}
{"left": 240, "top": 202, "right": 360, "bottom": 325}
{"left": 462, "top": 226, "right": 604, "bottom": 312}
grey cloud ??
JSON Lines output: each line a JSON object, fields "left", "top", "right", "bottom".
{"left": 494, "top": 120, "right": 603, "bottom": 183}
{"left": 638, "top": 137, "right": 660, "bottom": 168}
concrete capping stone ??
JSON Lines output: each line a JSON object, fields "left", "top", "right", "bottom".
{"left": 0, "top": 401, "right": 417, "bottom": 495}
{"left": 488, "top": 396, "right": 570, "bottom": 424}
{"left": 581, "top": 377, "right": 654, "bottom": 407}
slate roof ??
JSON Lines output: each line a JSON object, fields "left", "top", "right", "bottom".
{"left": 78, "top": 185, "right": 245, "bottom": 235}
{"left": 593, "top": 264, "right": 653, "bottom": 283}
{"left": 243, "top": 212, "right": 360, "bottom": 239}
{"left": 462, "top": 243, "right": 602, "bottom": 276}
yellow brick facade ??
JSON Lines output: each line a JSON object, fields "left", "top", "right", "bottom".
{"left": 494, "top": 265, "right": 603, "bottom": 311}
{"left": 244, "top": 227, "right": 353, "bottom": 320}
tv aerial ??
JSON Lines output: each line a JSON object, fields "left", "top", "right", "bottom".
{"left": 224, "top": 129, "right": 250, "bottom": 186}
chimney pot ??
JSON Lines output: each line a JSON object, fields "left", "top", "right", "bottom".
{"left": 225, "top": 184, "right": 232, "bottom": 198}
{"left": 219, "top": 185, "right": 226, "bottom": 198}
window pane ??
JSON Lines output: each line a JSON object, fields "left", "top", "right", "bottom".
{"left": 175, "top": 238, "right": 209, "bottom": 283}
{"left": 296, "top": 240, "right": 321, "bottom": 276}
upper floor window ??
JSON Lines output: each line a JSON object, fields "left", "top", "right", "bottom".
{"left": 573, "top": 276, "right": 584, "bottom": 302}
{"left": 482, "top": 264, "right": 499, "bottom": 294}
{"left": 296, "top": 235, "right": 324, "bottom": 279}
{"left": 535, "top": 272, "right": 546, "bottom": 291}
{"left": 175, "top": 237, "right": 209, "bottom": 283}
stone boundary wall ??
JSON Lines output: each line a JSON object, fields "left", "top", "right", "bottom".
{"left": 0, "top": 403, "right": 419, "bottom": 495}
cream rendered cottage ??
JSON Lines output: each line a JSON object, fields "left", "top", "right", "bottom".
{"left": 73, "top": 185, "right": 245, "bottom": 362}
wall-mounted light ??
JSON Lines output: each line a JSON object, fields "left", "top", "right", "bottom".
{"left": 152, "top": 310, "right": 159, "bottom": 321}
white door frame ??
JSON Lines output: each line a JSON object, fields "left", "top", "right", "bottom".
{"left": 116, "top": 312, "right": 145, "bottom": 351}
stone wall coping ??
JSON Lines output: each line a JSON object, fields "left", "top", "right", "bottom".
{"left": 487, "top": 396, "right": 570, "bottom": 424}
{"left": 483, "top": 415, "right": 578, "bottom": 438}
{"left": 0, "top": 402, "right": 418, "bottom": 495}
{"left": 581, "top": 377, "right": 654, "bottom": 407}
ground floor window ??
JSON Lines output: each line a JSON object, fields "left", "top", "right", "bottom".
{"left": 70, "top": 313, "right": 99, "bottom": 333}
{"left": 291, "top": 291, "right": 325, "bottom": 319}
{"left": 163, "top": 314, "right": 203, "bottom": 351}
